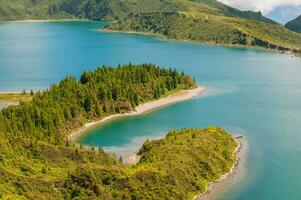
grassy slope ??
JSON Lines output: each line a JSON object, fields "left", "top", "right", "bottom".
{"left": 106, "top": 11, "right": 301, "bottom": 54}
{"left": 0, "top": 0, "right": 184, "bottom": 21}
{"left": 286, "top": 15, "right": 301, "bottom": 33}
{"left": 0, "top": 0, "right": 281, "bottom": 22}
{"left": 0, "top": 0, "right": 75, "bottom": 21}
{"left": 1, "top": 0, "right": 300, "bottom": 54}
{"left": 0, "top": 127, "right": 237, "bottom": 199}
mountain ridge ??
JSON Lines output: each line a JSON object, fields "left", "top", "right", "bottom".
{"left": 286, "top": 15, "right": 301, "bottom": 33}
{"left": 105, "top": 11, "right": 301, "bottom": 56}
{"left": 0, "top": 0, "right": 278, "bottom": 23}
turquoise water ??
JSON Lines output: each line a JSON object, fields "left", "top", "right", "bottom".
{"left": 1, "top": 21, "right": 301, "bottom": 199}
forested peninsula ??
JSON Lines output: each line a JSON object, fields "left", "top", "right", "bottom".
{"left": 0, "top": 64, "right": 239, "bottom": 199}
{"left": 0, "top": 64, "right": 196, "bottom": 145}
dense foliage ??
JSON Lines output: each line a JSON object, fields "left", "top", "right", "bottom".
{"left": 0, "top": 64, "right": 196, "bottom": 145}
{"left": 106, "top": 12, "right": 301, "bottom": 54}
{"left": 286, "top": 15, "right": 301, "bottom": 33}
{"left": 0, "top": 0, "right": 275, "bottom": 22}
{"left": 0, "top": 126, "right": 237, "bottom": 199}
{"left": 0, "top": 64, "right": 237, "bottom": 199}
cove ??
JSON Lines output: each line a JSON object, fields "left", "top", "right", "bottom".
{"left": 1, "top": 21, "right": 301, "bottom": 200}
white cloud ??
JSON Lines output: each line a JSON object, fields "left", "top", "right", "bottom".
{"left": 217, "top": 0, "right": 301, "bottom": 15}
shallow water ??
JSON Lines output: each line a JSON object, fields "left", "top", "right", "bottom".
{"left": 1, "top": 21, "right": 301, "bottom": 199}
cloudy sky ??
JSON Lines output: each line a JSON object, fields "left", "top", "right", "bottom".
{"left": 217, "top": 0, "right": 301, "bottom": 23}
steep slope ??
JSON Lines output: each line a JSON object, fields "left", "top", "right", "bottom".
{"left": 106, "top": 11, "right": 301, "bottom": 55}
{"left": 0, "top": 0, "right": 276, "bottom": 22}
{"left": 180, "top": 0, "right": 275, "bottom": 23}
{"left": 0, "top": 122, "right": 237, "bottom": 199}
{"left": 286, "top": 15, "right": 301, "bottom": 33}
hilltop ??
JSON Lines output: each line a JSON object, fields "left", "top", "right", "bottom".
{"left": 286, "top": 15, "right": 301, "bottom": 33}
{"left": 105, "top": 8, "right": 301, "bottom": 55}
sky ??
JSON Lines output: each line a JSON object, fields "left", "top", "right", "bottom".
{"left": 217, "top": 0, "right": 301, "bottom": 24}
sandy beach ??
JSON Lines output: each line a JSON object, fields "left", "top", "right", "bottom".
{"left": 125, "top": 153, "right": 141, "bottom": 165}
{"left": 195, "top": 135, "right": 247, "bottom": 200}
{"left": 68, "top": 86, "right": 205, "bottom": 141}
{"left": 0, "top": 91, "right": 22, "bottom": 94}
{"left": 123, "top": 135, "right": 165, "bottom": 165}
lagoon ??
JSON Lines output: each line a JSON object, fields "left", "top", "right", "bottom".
{"left": 1, "top": 21, "right": 301, "bottom": 199}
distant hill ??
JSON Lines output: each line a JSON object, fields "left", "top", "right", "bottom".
{"left": 106, "top": 11, "right": 301, "bottom": 55}
{"left": 0, "top": 0, "right": 277, "bottom": 23}
{"left": 1, "top": 0, "right": 300, "bottom": 55}
{"left": 286, "top": 15, "right": 301, "bottom": 33}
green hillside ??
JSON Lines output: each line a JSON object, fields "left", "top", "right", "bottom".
{"left": 0, "top": 126, "right": 237, "bottom": 199}
{"left": 1, "top": 0, "right": 300, "bottom": 55}
{"left": 0, "top": 0, "right": 275, "bottom": 22}
{"left": 106, "top": 11, "right": 301, "bottom": 55}
{"left": 286, "top": 15, "right": 301, "bottom": 33}
{"left": 0, "top": 64, "right": 237, "bottom": 199}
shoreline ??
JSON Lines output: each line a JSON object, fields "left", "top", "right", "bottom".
{"left": 0, "top": 92, "right": 33, "bottom": 104}
{"left": 124, "top": 134, "right": 246, "bottom": 198}
{"left": 68, "top": 86, "right": 205, "bottom": 141}
{"left": 124, "top": 135, "right": 165, "bottom": 165}
{"left": 195, "top": 135, "right": 246, "bottom": 200}
{"left": 2, "top": 20, "right": 299, "bottom": 57}
{"left": 0, "top": 91, "right": 22, "bottom": 94}
{"left": 6, "top": 19, "right": 90, "bottom": 23}
{"left": 102, "top": 28, "right": 300, "bottom": 58}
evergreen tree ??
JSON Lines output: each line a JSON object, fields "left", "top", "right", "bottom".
{"left": 0, "top": 63, "right": 196, "bottom": 145}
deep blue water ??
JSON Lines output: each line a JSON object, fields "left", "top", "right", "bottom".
{"left": 1, "top": 21, "right": 301, "bottom": 200}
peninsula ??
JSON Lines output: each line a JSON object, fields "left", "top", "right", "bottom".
{"left": 69, "top": 86, "right": 204, "bottom": 140}
{"left": 0, "top": 63, "right": 197, "bottom": 144}
{"left": 0, "top": 63, "right": 241, "bottom": 199}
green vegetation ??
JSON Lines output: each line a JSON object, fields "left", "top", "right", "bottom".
{"left": 106, "top": 12, "right": 301, "bottom": 54}
{"left": 1, "top": 0, "right": 301, "bottom": 55}
{"left": 0, "top": 64, "right": 237, "bottom": 199}
{"left": 0, "top": 63, "right": 196, "bottom": 145}
{"left": 0, "top": 126, "right": 237, "bottom": 199}
{"left": 0, "top": 0, "right": 276, "bottom": 22}
{"left": 286, "top": 15, "right": 301, "bottom": 33}
{"left": 0, "top": 60, "right": 240, "bottom": 199}
{"left": 0, "top": 0, "right": 184, "bottom": 21}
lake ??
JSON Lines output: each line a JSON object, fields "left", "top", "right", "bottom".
{"left": 1, "top": 21, "right": 301, "bottom": 200}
